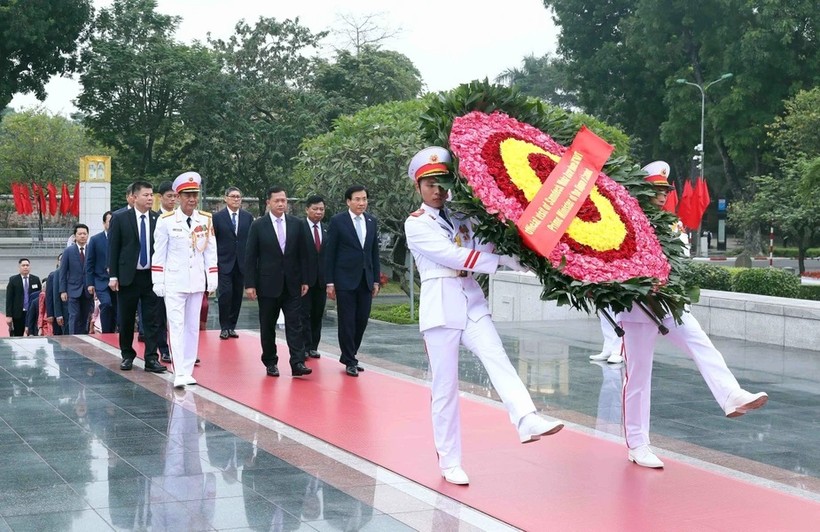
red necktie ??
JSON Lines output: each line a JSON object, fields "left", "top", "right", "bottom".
{"left": 313, "top": 224, "right": 321, "bottom": 252}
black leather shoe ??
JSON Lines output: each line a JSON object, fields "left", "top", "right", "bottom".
{"left": 345, "top": 365, "right": 359, "bottom": 377}
{"left": 228, "top": 329, "right": 239, "bottom": 338}
{"left": 357, "top": 366, "right": 365, "bottom": 372}
{"left": 308, "top": 350, "right": 321, "bottom": 359}
{"left": 195, "top": 358, "right": 201, "bottom": 366}
{"left": 160, "top": 352, "right": 172, "bottom": 363}
{"left": 291, "top": 362, "right": 313, "bottom": 377}
{"left": 266, "top": 365, "right": 280, "bottom": 377}
{"left": 144, "top": 361, "right": 167, "bottom": 373}
{"left": 120, "top": 359, "right": 134, "bottom": 371}
{"left": 137, "top": 334, "right": 145, "bottom": 343}
{"left": 219, "top": 329, "right": 229, "bottom": 340}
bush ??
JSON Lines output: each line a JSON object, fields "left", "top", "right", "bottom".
{"left": 772, "top": 247, "right": 820, "bottom": 258}
{"left": 681, "top": 262, "right": 733, "bottom": 291}
{"left": 731, "top": 268, "right": 801, "bottom": 298}
{"left": 369, "top": 302, "right": 419, "bottom": 325}
{"left": 798, "top": 285, "right": 820, "bottom": 301}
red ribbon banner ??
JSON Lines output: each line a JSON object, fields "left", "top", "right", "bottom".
{"left": 515, "top": 126, "right": 614, "bottom": 258}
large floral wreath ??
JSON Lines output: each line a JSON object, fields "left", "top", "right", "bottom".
{"left": 421, "top": 81, "right": 692, "bottom": 320}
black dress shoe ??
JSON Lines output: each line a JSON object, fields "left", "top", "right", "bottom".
{"left": 291, "top": 362, "right": 313, "bottom": 377}
{"left": 345, "top": 365, "right": 359, "bottom": 377}
{"left": 266, "top": 365, "right": 280, "bottom": 377}
{"left": 137, "top": 334, "right": 145, "bottom": 342}
{"left": 307, "top": 350, "right": 321, "bottom": 359}
{"left": 219, "top": 329, "right": 229, "bottom": 340}
{"left": 120, "top": 359, "right": 134, "bottom": 371}
{"left": 228, "top": 329, "right": 239, "bottom": 338}
{"left": 144, "top": 361, "right": 167, "bottom": 373}
{"left": 195, "top": 358, "right": 201, "bottom": 366}
{"left": 357, "top": 365, "right": 364, "bottom": 372}
{"left": 160, "top": 352, "right": 172, "bottom": 362}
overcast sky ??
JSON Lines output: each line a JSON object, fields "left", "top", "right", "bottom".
{"left": 9, "top": 0, "right": 558, "bottom": 116}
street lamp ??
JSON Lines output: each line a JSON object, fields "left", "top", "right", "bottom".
{"left": 675, "top": 72, "right": 732, "bottom": 256}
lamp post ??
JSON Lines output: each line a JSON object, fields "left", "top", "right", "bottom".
{"left": 676, "top": 72, "right": 732, "bottom": 257}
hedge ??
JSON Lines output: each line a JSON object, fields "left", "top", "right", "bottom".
{"left": 684, "top": 262, "right": 807, "bottom": 299}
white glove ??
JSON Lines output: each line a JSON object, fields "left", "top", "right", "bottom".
{"left": 498, "top": 254, "right": 527, "bottom": 272}
{"left": 153, "top": 284, "right": 166, "bottom": 298}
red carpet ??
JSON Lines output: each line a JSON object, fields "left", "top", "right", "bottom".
{"left": 92, "top": 330, "right": 820, "bottom": 530}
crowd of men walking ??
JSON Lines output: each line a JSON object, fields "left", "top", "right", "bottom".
{"left": 5, "top": 173, "right": 382, "bottom": 387}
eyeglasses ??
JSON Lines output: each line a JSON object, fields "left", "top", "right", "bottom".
{"left": 226, "top": 194, "right": 242, "bottom": 199}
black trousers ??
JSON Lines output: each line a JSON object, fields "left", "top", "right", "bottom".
{"left": 10, "top": 313, "right": 26, "bottom": 336}
{"left": 335, "top": 275, "right": 373, "bottom": 367}
{"left": 117, "top": 270, "right": 159, "bottom": 363}
{"left": 258, "top": 285, "right": 305, "bottom": 369}
{"left": 300, "top": 283, "right": 327, "bottom": 352}
{"left": 217, "top": 267, "right": 245, "bottom": 330}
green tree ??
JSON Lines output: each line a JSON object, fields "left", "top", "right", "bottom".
{"left": 729, "top": 88, "right": 820, "bottom": 272}
{"left": 314, "top": 46, "right": 423, "bottom": 120}
{"left": 181, "top": 17, "right": 327, "bottom": 206}
{"left": 543, "top": 0, "right": 820, "bottom": 200}
{"left": 293, "top": 99, "right": 428, "bottom": 291}
{"left": 0, "top": 0, "right": 92, "bottom": 110}
{"left": 76, "top": 0, "right": 212, "bottom": 185}
{"left": 0, "top": 108, "right": 106, "bottom": 190}
{"left": 495, "top": 54, "right": 578, "bottom": 110}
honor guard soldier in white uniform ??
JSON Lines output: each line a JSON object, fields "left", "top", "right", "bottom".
{"left": 619, "top": 161, "right": 768, "bottom": 469}
{"left": 152, "top": 171, "right": 218, "bottom": 388}
{"left": 404, "top": 146, "right": 564, "bottom": 486}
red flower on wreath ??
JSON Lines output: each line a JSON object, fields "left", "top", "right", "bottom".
{"left": 449, "top": 111, "right": 670, "bottom": 283}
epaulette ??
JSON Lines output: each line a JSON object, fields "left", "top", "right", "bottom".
{"left": 409, "top": 208, "right": 425, "bottom": 217}
{"left": 199, "top": 210, "right": 212, "bottom": 217}
{"left": 161, "top": 211, "right": 174, "bottom": 218}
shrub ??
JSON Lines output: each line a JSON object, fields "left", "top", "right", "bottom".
{"left": 369, "top": 302, "right": 419, "bottom": 325}
{"left": 731, "top": 268, "right": 801, "bottom": 298}
{"left": 798, "top": 285, "right": 820, "bottom": 301}
{"left": 681, "top": 262, "right": 733, "bottom": 291}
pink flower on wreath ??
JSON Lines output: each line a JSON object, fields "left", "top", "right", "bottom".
{"left": 449, "top": 110, "right": 670, "bottom": 283}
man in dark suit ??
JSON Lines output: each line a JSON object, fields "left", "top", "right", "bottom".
{"left": 5, "top": 258, "right": 41, "bottom": 336}
{"left": 153, "top": 181, "right": 177, "bottom": 362}
{"left": 213, "top": 186, "right": 253, "bottom": 340}
{"left": 324, "top": 185, "right": 381, "bottom": 377}
{"left": 86, "top": 211, "right": 117, "bottom": 333}
{"left": 60, "top": 224, "right": 93, "bottom": 334}
{"left": 244, "top": 186, "right": 312, "bottom": 378}
{"left": 47, "top": 254, "right": 68, "bottom": 335}
{"left": 45, "top": 254, "right": 62, "bottom": 335}
{"left": 107, "top": 180, "right": 167, "bottom": 373}
{"left": 300, "top": 195, "right": 328, "bottom": 359}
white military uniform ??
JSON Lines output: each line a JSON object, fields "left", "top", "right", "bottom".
{"left": 405, "top": 204, "right": 545, "bottom": 469}
{"left": 152, "top": 207, "right": 217, "bottom": 380}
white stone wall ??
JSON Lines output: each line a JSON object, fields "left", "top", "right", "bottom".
{"left": 490, "top": 271, "right": 820, "bottom": 352}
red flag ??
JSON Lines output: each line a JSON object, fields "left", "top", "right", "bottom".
{"left": 60, "top": 182, "right": 71, "bottom": 215}
{"left": 677, "top": 180, "right": 698, "bottom": 230}
{"left": 21, "top": 184, "right": 33, "bottom": 215}
{"left": 662, "top": 188, "right": 678, "bottom": 213}
{"left": 32, "top": 183, "right": 46, "bottom": 214}
{"left": 47, "top": 182, "right": 58, "bottom": 215}
{"left": 695, "top": 177, "right": 711, "bottom": 213}
{"left": 12, "top": 183, "right": 23, "bottom": 215}
{"left": 71, "top": 181, "right": 80, "bottom": 216}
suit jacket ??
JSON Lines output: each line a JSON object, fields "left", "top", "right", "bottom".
{"left": 325, "top": 211, "right": 380, "bottom": 291}
{"left": 108, "top": 208, "right": 159, "bottom": 287}
{"left": 60, "top": 244, "right": 90, "bottom": 298}
{"left": 45, "top": 270, "right": 57, "bottom": 319}
{"left": 212, "top": 207, "right": 253, "bottom": 275}
{"left": 303, "top": 218, "right": 327, "bottom": 287}
{"left": 5, "top": 273, "right": 42, "bottom": 319}
{"left": 85, "top": 231, "right": 111, "bottom": 292}
{"left": 244, "top": 213, "right": 308, "bottom": 298}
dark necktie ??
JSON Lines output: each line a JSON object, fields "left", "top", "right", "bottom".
{"left": 139, "top": 214, "right": 148, "bottom": 267}
{"left": 23, "top": 276, "right": 29, "bottom": 311}
{"left": 79, "top": 246, "right": 85, "bottom": 265}
{"left": 187, "top": 216, "right": 192, "bottom": 228}
{"left": 439, "top": 209, "right": 453, "bottom": 228}
{"left": 232, "top": 211, "right": 237, "bottom": 234}
{"left": 313, "top": 223, "right": 321, "bottom": 252}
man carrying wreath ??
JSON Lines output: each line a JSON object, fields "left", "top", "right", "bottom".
{"left": 404, "top": 146, "right": 565, "bottom": 486}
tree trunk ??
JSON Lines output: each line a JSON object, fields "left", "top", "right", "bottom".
{"left": 743, "top": 225, "right": 764, "bottom": 256}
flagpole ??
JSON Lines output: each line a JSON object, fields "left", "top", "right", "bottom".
{"left": 676, "top": 73, "right": 733, "bottom": 257}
